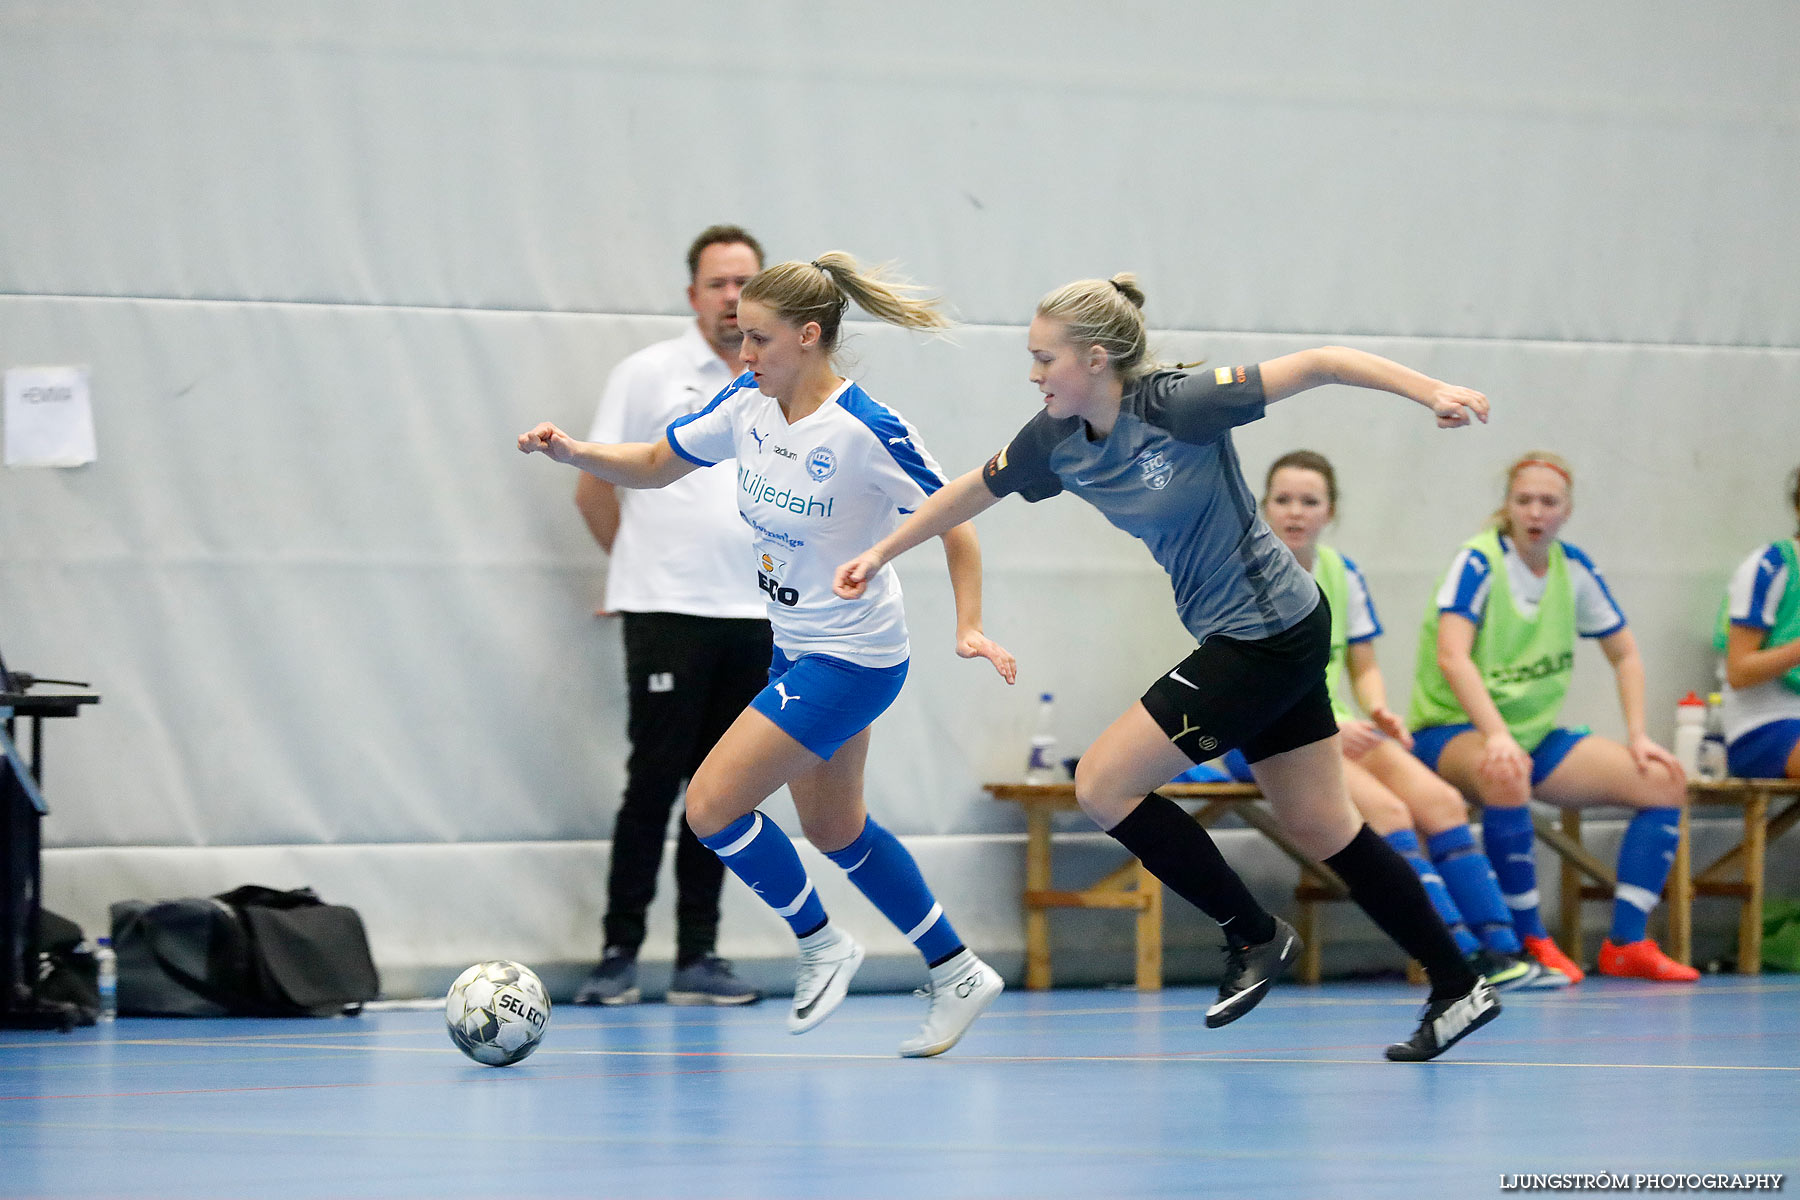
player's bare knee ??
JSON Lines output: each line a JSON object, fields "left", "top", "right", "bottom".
{"left": 1646, "top": 770, "right": 1688, "bottom": 811}
{"left": 1071, "top": 759, "right": 1129, "bottom": 828}
{"left": 1413, "top": 778, "right": 1472, "bottom": 833}
{"left": 1357, "top": 789, "right": 1411, "bottom": 836}
{"left": 683, "top": 784, "right": 729, "bottom": 840}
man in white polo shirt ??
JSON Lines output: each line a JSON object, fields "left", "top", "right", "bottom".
{"left": 571, "top": 226, "right": 771, "bottom": 1006}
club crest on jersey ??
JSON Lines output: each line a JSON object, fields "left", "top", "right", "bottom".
{"left": 1136, "top": 449, "right": 1173, "bottom": 491}
{"left": 806, "top": 447, "right": 837, "bottom": 482}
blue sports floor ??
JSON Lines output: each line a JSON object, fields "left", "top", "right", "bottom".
{"left": 2, "top": 976, "right": 1795, "bottom": 1199}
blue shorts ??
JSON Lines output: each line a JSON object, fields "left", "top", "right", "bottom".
{"left": 1728, "top": 719, "right": 1800, "bottom": 779}
{"left": 748, "top": 649, "right": 907, "bottom": 760}
{"left": 1411, "top": 724, "right": 1589, "bottom": 786}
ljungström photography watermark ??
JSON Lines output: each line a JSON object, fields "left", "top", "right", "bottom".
{"left": 1498, "top": 1175, "right": 1785, "bottom": 1193}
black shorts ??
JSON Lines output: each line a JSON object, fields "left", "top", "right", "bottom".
{"left": 1140, "top": 594, "right": 1337, "bottom": 766}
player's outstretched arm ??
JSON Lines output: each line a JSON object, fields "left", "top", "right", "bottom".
{"left": 1258, "top": 347, "right": 1489, "bottom": 428}
{"left": 517, "top": 423, "right": 698, "bottom": 489}
{"left": 833, "top": 468, "right": 1001, "bottom": 599}
{"left": 939, "top": 521, "right": 1017, "bottom": 685}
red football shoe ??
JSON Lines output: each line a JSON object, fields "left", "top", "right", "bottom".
{"left": 1598, "top": 938, "right": 1700, "bottom": 982}
{"left": 1521, "top": 934, "right": 1586, "bottom": 984}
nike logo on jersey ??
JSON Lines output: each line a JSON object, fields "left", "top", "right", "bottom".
{"left": 775, "top": 683, "right": 801, "bottom": 710}
{"left": 1168, "top": 668, "right": 1198, "bottom": 690}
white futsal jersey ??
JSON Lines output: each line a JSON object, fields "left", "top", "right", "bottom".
{"left": 666, "top": 373, "right": 947, "bottom": 668}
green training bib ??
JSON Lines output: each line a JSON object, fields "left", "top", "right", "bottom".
{"left": 1408, "top": 528, "right": 1577, "bottom": 753}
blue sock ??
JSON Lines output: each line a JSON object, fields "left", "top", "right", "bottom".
{"left": 1383, "top": 829, "right": 1479, "bottom": 957}
{"left": 824, "top": 816, "right": 963, "bottom": 966}
{"left": 1481, "top": 806, "right": 1547, "bottom": 940}
{"left": 698, "top": 811, "right": 828, "bottom": 938}
{"left": 1610, "top": 807, "right": 1680, "bottom": 944}
{"left": 1427, "top": 825, "right": 1523, "bottom": 955}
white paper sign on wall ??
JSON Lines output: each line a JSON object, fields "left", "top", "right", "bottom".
{"left": 4, "top": 365, "right": 97, "bottom": 468}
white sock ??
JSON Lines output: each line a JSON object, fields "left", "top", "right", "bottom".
{"left": 928, "top": 948, "right": 977, "bottom": 987}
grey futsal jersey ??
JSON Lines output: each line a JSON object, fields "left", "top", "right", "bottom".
{"left": 982, "top": 363, "right": 1320, "bottom": 643}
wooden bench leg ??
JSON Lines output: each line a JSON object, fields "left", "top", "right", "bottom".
{"left": 1669, "top": 804, "right": 1693, "bottom": 965}
{"left": 1740, "top": 791, "right": 1768, "bottom": 975}
{"left": 1294, "top": 892, "right": 1321, "bottom": 985}
{"left": 1135, "top": 862, "right": 1163, "bottom": 991}
{"left": 1561, "top": 808, "right": 1584, "bottom": 962}
{"left": 1024, "top": 806, "right": 1052, "bottom": 990}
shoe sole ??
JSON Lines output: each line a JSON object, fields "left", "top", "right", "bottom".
{"left": 1516, "top": 968, "right": 1574, "bottom": 990}
{"left": 787, "top": 942, "right": 865, "bottom": 1034}
{"left": 1386, "top": 994, "right": 1502, "bottom": 1062}
{"left": 1485, "top": 964, "right": 1535, "bottom": 991}
{"left": 1205, "top": 927, "right": 1299, "bottom": 1029}
{"left": 1523, "top": 944, "right": 1585, "bottom": 984}
{"left": 898, "top": 974, "right": 1005, "bottom": 1059}
{"left": 666, "top": 990, "right": 760, "bottom": 1007}
{"left": 1597, "top": 965, "right": 1701, "bottom": 983}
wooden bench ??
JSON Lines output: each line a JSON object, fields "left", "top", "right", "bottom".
{"left": 983, "top": 781, "right": 1352, "bottom": 991}
{"left": 1548, "top": 778, "right": 1800, "bottom": 973}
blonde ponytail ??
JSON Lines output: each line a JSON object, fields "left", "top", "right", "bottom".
{"left": 742, "top": 252, "right": 952, "bottom": 352}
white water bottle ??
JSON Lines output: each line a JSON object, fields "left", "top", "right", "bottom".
{"left": 1672, "top": 691, "right": 1705, "bottom": 777}
{"left": 1024, "top": 693, "right": 1059, "bottom": 784}
{"left": 1697, "top": 692, "right": 1728, "bottom": 782}
{"left": 94, "top": 936, "right": 117, "bottom": 1022}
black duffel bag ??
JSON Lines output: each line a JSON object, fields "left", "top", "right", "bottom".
{"left": 111, "top": 885, "right": 379, "bottom": 1017}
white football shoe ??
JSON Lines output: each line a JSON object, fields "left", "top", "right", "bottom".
{"left": 898, "top": 949, "right": 1004, "bottom": 1058}
{"left": 788, "top": 924, "right": 865, "bottom": 1034}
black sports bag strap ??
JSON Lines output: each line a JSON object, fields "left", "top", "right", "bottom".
{"left": 138, "top": 899, "right": 249, "bottom": 1012}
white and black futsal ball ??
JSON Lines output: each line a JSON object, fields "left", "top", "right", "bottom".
{"left": 445, "top": 960, "right": 551, "bottom": 1066}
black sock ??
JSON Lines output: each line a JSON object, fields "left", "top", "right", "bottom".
{"left": 1325, "top": 824, "right": 1480, "bottom": 1000}
{"left": 1108, "top": 793, "right": 1277, "bottom": 948}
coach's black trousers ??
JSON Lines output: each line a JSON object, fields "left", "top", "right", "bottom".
{"left": 604, "top": 612, "right": 772, "bottom": 964}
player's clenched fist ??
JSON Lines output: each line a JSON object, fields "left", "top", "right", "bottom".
{"left": 518, "top": 422, "right": 576, "bottom": 463}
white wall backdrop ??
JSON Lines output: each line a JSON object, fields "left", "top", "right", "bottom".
{"left": 4, "top": 2, "right": 1796, "bottom": 995}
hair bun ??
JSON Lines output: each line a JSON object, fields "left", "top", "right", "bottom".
{"left": 1109, "top": 273, "right": 1146, "bottom": 309}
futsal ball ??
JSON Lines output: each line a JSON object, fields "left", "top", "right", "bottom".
{"left": 445, "top": 960, "right": 551, "bottom": 1067}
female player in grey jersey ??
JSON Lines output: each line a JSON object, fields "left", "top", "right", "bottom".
{"left": 836, "top": 274, "right": 1498, "bottom": 1061}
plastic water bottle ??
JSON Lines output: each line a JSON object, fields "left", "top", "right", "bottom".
{"left": 1697, "top": 692, "right": 1728, "bottom": 782}
{"left": 1672, "top": 691, "right": 1705, "bottom": 777}
{"left": 94, "top": 936, "right": 117, "bottom": 1022}
{"left": 1024, "top": 693, "right": 1059, "bottom": 784}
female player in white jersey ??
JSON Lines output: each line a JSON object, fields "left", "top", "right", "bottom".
{"left": 1407, "top": 451, "right": 1695, "bottom": 983}
{"left": 1716, "top": 465, "right": 1800, "bottom": 781}
{"left": 1228, "top": 450, "right": 1563, "bottom": 990}
{"left": 837, "top": 274, "right": 1502, "bottom": 1061}
{"left": 519, "top": 253, "right": 1015, "bottom": 1057}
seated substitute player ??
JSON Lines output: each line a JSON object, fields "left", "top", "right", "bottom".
{"left": 520, "top": 252, "right": 1015, "bottom": 1058}
{"left": 1715, "top": 465, "right": 1800, "bottom": 781}
{"left": 1219, "top": 449, "right": 1564, "bottom": 990}
{"left": 1407, "top": 451, "right": 1696, "bottom": 983}
{"left": 837, "top": 273, "right": 1502, "bottom": 1062}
